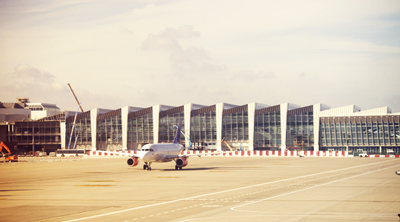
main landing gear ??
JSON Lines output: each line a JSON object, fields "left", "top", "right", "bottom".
{"left": 175, "top": 165, "right": 182, "bottom": 170}
{"left": 143, "top": 162, "right": 152, "bottom": 171}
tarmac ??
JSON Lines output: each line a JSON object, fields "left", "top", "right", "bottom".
{"left": 0, "top": 156, "right": 399, "bottom": 222}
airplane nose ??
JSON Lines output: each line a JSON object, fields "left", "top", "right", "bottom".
{"left": 139, "top": 151, "right": 147, "bottom": 160}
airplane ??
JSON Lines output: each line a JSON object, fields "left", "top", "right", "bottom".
{"left": 127, "top": 119, "right": 213, "bottom": 171}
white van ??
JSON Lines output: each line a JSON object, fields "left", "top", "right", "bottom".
{"left": 204, "top": 142, "right": 217, "bottom": 151}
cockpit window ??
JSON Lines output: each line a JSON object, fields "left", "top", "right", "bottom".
{"left": 141, "top": 148, "right": 154, "bottom": 152}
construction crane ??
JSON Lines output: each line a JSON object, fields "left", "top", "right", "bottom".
{"left": 0, "top": 141, "right": 18, "bottom": 162}
{"left": 67, "top": 83, "right": 84, "bottom": 112}
{"left": 67, "top": 83, "right": 83, "bottom": 149}
{"left": 221, "top": 139, "right": 233, "bottom": 151}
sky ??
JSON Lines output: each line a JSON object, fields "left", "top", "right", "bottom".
{"left": 1, "top": 0, "right": 400, "bottom": 112}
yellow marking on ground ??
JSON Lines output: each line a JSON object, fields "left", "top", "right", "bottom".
{"left": 207, "top": 171, "right": 230, "bottom": 172}
{"left": 85, "top": 180, "right": 119, "bottom": 183}
{"left": 75, "top": 185, "right": 115, "bottom": 187}
{"left": 155, "top": 176, "right": 181, "bottom": 178}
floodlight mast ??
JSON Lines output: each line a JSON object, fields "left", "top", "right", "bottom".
{"left": 67, "top": 83, "right": 84, "bottom": 113}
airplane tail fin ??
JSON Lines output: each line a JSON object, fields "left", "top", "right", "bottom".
{"left": 173, "top": 118, "right": 182, "bottom": 144}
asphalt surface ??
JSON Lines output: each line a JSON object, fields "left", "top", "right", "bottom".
{"left": 0, "top": 156, "right": 399, "bottom": 222}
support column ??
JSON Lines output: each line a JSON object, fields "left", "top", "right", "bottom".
{"left": 216, "top": 103, "right": 224, "bottom": 151}
{"left": 60, "top": 122, "right": 66, "bottom": 149}
{"left": 152, "top": 105, "right": 161, "bottom": 144}
{"left": 90, "top": 108, "right": 98, "bottom": 151}
{"left": 121, "top": 107, "right": 129, "bottom": 151}
{"left": 184, "top": 104, "right": 192, "bottom": 148}
{"left": 313, "top": 104, "right": 321, "bottom": 152}
{"left": 248, "top": 103, "right": 256, "bottom": 151}
{"left": 280, "top": 103, "right": 288, "bottom": 152}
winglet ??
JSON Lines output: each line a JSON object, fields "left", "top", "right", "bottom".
{"left": 173, "top": 118, "right": 182, "bottom": 144}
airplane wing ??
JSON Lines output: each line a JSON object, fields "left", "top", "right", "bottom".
{"left": 165, "top": 152, "right": 225, "bottom": 160}
{"left": 165, "top": 154, "right": 180, "bottom": 161}
{"left": 183, "top": 151, "right": 227, "bottom": 157}
{"left": 130, "top": 154, "right": 140, "bottom": 158}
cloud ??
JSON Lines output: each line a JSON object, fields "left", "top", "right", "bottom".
{"left": 141, "top": 25, "right": 200, "bottom": 52}
{"left": 9, "top": 64, "right": 55, "bottom": 83}
{"left": 5, "top": 64, "right": 64, "bottom": 90}
{"left": 170, "top": 47, "right": 226, "bottom": 73}
{"left": 141, "top": 25, "right": 225, "bottom": 75}
{"left": 1, "top": 64, "right": 69, "bottom": 106}
{"left": 1, "top": 64, "right": 125, "bottom": 111}
{"left": 141, "top": 33, "right": 182, "bottom": 52}
{"left": 163, "top": 25, "right": 201, "bottom": 39}
{"left": 231, "top": 70, "right": 275, "bottom": 81}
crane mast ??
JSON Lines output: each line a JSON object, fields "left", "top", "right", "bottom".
{"left": 67, "top": 83, "right": 84, "bottom": 112}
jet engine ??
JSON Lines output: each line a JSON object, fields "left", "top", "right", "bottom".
{"left": 176, "top": 157, "right": 188, "bottom": 168}
{"left": 127, "top": 157, "right": 139, "bottom": 167}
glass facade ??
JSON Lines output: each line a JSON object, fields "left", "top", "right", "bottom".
{"left": 8, "top": 121, "right": 61, "bottom": 152}
{"left": 222, "top": 105, "right": 248, "bottom": 142}
{"left": 159, "top": 107, "right": 185, "bottom": 143}
{"left": 128, "top": 110, "right": 153, "bottom": 143}
{"left": 65, "top": 111, "right": 91, "bottom": 148}
{"left": 6, "top": 103, "right": 400, "bottom": 154}
{"left": 320, "top": 116, "right": 400, "bottom": 147}
{"left": 254, "top": 106, "right": 281, "bottom": 149}
{"left": 190, "top": 105, "right": 217, "bottom": 144}
{"left": 286, "top": 106, "right": 314, "bottom": 150}
{"left": 97, "top": 109, "right": 122, "bottom": 149}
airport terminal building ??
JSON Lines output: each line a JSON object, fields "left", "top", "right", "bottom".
{"left": 2, "top": 101, "right": 400, "bottom": 154}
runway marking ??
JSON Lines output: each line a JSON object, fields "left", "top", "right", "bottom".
{"left": 231, "top": 163, "right": 400, "bottom": 212}
{"left": 177, "top": 212, "right": 398, "bottom": 222}
{"left": 155, "top": 176, "right": 181, "bottom": 178}
{"left": 202, "top": 205, "right": 223, "bottom": 208}
{"left": 63, "top": 159, "right": 399, "bottom": 222}
{"left": 84, "top": 180, "right": 119, "bottom": 182}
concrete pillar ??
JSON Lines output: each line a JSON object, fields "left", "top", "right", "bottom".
{"left": 60, "top": 122, "right": 66, "bottom": 149}
{"left": 184, "top": 104, "right": 193, "bottom": 148}
{"left": 90, "top": 108, "right": 98, "bottom": 151}
{"left": 248, "top": 103, "right": 256, "bottom": 151}
{"left": 152, "top": 105, "right": 160, "bottom": 144}
{"left": 280, "top": 103, "right": 288, "bottom": 152}
{"left": 121, "top": 107, "right": 129, "bottom": 151}
{"left": 313, "top": 104, "right": 321, "bottom": 152}
{"left": 216, "top": 103, "right": 224, "bottom": 151}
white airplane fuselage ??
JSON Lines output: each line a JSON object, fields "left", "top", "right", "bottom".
{"left": 139, "top": 143, "right": 183, "bottom": 163}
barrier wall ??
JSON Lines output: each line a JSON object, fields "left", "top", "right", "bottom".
{"left": 367, "top": 155, "right": 400, "bottom": 158}
{"left": 26, "top": 151, "right": 400, "bottom": 158}
{"left": 86, "top": 150, "right": 351, "bottom": 157}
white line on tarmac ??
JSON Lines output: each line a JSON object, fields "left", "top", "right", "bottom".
{"left": 63, "top": 159, "right": 399, "bottom": 222}
{"left": 177, "top": 212, "right": 397, "bottom": 222}
{"left": 231, "top": 163, "right": 400, "bottom": 212}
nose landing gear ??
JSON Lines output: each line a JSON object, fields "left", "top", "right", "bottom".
{"left": 143, "top": 162, "right": 152, "bottom": 171}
